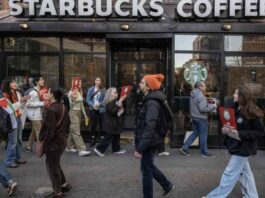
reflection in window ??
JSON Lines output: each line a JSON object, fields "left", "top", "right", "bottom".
{"left": 174, "top": 53, "right": 221, "bottom": 134}
{"left": 225, "top": 35, "right": 265, "bottom": 51}
{"left": 6, "top": 56, "right": 59, "bottom": 92}
{"left": 175, "top": 35, "right": 222, "bottom": 51}
{"left": 225, "top": 56, "right": 265, "bottom": 100}
{"left": 4, "top": 37, "right": 60, "bottom": 51}
{"left": 64, "top": 54, "right": 106, "bottom": 93}
{"left": 63, "top": 37, "right": 106, "bottom": 52}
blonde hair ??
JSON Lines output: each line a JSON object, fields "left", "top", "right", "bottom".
{"left": 103, "top": 87, "right": 117, "bottom": 104}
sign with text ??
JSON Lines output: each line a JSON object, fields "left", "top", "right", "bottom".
{"left": 219, "top": 106, "right": 237, "bottom": 130}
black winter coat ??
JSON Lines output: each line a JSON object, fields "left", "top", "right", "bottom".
{"left": 135, "top": 90, "right": 167, "bottom": 154}
{"left": 224, "top": 106, "right": 265, "bottom": 157}
{"left": 102, "top": 100, "right": 124, "bottom": 135}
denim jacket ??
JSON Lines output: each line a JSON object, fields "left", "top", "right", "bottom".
{"left": 86, "top": 86, "right": 105, "bottom": 113}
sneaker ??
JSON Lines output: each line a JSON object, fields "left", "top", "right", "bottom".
{"left": 65, "top": 148, "right": 77, "bottom": 153}
{"left": 7, "top": 182, "right": 18, "bottom": 196}
{"left": 15, "top": 159, "right": 26, "bottom": 164}
{"left": 163, "top": 183, "right": 174, "bottom": 197}
{"left": 201, "top": 153, "right": 216, "bottom": 158}
{"left": 78, "top": 150, "right": 91, "bottom": 156}
{"left": 61, "top": 183, "right": 72, "bottom": 193}
{"left": 179, "top": 148, "right": 191, "bottom": 157}
{"left": 25, "top": 147, "right": 33, "bottom": 152}
{"left": 94, "top": 148, "right": 105, "bottom": 157}
{"left": 114, "top": 149, "right": 126, "bottom": 154}
{"left": 158, "top": 151, "right": 170, "bottom": 156}
{"left": 6, "top": 163, "right": 19, "bottom": 168}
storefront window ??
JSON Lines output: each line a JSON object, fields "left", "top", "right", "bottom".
{"left": 224, "top": 56, "right": 265, "bottom": 113}
{"left": 225, "top": 35, "right": 265, "bottom": 52}
{"left": 63, "top": 37, "right": 106, "bottom": 52}
{"left": 175, "top": 35, "right": 222, "bottom": 51}
{"left": 174, "top": 53, "right": 221, "bottom": 134}
{"left": 64, "top": 54, "right": 106, "bottom": 93}
{"left": 4, "top": 37, "right": 60, "bottom": 51}
{"left": 6, "top": 56, "right": 59, "bottom": 92}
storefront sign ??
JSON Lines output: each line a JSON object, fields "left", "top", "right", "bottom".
{"left": 183, "top": 61, "right": 208, "bottom": 86}
{"left": 9, "top": 0, "right": 265, "bottom": 18}
{"left": 9, "top": 0, "right": 163, "bottom": 17}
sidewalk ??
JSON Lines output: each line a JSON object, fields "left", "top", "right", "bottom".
{"left": 0, "top": 143, "right": 265, "bottom": 198}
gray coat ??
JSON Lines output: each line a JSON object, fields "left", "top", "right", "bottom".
{"left": 190, "top": 89, "right": 216, "bottom": 120}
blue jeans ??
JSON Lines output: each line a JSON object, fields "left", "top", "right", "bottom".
{"left": 0, "top": 163, "right": 12, "bottom": 187}
{"left": 182, "top": 118, "right": 208, "bottom": 154}
{"left": 207, "top": 155, "right": 258, "bottom": 198}
{"left": 140, "top": 150, "right": 171, "bottom": 198}
{"left": 5, "top": 117, "right": 22, "bottom": 165}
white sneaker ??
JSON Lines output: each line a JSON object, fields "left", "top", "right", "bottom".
{"left": 158, "top": 151, "right": 170, "bottom": 156}
{"left": 78, "top": 150, "right": 91, "bottom": 156}
{"left": 94, "top": 148, "right": 105, "bottom": 157}
{"left": 65, "top": 148, "right": 77, "bottom": 152}
{"left": 114, "top": 149, "right": 126, "bottom": 154}
{"left": 7, "top": 182, "right": 18, "bottom": 196}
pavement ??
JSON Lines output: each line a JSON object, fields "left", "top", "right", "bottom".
{"left": 0, "top": 142, "right": 265, "bottom": 198}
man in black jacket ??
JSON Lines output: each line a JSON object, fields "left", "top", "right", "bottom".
{"left": 134, "top": 74, "right": 174, "bottom": 198}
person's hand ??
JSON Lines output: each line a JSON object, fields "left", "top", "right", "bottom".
{"left": 222, "top": 126, "right": 238, "bottom": 134}
{"left": 20, "top": 96, "right": 30, "bottom": 103}
{"left": 119, "top": 96, "right": 127, "bottom": 103}
{"left": 134, "top": 151, "right": 142, "bottom": 159}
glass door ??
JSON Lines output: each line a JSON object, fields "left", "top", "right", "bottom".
{"left": 112, "top": 44, "right": 166, "bottom": 129}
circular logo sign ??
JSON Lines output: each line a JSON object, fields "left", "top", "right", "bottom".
{"left": 184, "top": 61, "right": 208, "bottom": 86}
{"left": 223, "top": 110, "right": 231, "bottom": 121}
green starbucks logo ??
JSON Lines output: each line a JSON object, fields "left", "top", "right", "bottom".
{"left": 184, "top": 61, "right": 208, "bottom": 86}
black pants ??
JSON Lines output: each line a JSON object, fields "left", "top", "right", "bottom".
{"left": 157, "top": 138, "right": 166, "bottom": 154}
{"left": 45, "top": 145, "right": 66, "bottom": 194}
{"left": 96, "top": 133, "right": 121, "bottom": 153}
{"left": 90, "top": 110, "right": 104, "bottom": 141}
{"left": 141, "top": 150, "right": 171, "bottom": 198}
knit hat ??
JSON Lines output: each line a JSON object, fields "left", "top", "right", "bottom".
{"left": 143, "top": 74, "right": 165, "bottom": 90}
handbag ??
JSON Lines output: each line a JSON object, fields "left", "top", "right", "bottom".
{"left": 35, "top": 105, "right": 65, "bottom": 158}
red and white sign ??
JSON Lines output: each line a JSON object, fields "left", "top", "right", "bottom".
{"left": 120, "top": 85, "right": 132, "bottom": 98}
{"left": 219, "top": 106, "right": 237, "bottom": 130}
{"left": 71, "top": 77, "right": 82, "bottom": 91}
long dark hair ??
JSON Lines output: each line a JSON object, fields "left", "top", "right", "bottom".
{"left": 2, "top": 77, "right": 16, "bottom": 103}
{"left": 237, "top": 86, "right": 264, "bottom": 119}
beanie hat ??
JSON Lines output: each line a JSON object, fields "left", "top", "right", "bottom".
{"left": 143, "top": 74, "right": 165, "bottom": 90}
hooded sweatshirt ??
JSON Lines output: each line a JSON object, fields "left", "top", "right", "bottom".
{"left": 190, "top": 88, "right": 216, "bottom": 119}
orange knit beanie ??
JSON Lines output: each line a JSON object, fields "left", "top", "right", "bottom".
{"left": 143, "top": 74, "right": 165, "bottom": 90}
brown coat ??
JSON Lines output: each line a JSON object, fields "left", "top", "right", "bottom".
{"left": 39, "top": 102, "right": 70, "bottom": 152}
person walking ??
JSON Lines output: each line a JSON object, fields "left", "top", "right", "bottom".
{"left": 134, "top": 74, "right": 174, "bottom": 198}
{"left": 204, "top": 86, "right": 265, "bottom": 198}
{"left": 86, "top": 77, "right": 105, "bottom": 147}
{"left": 0, "top": 163, "right": 18, "bottom": 196}
{"left": 94, "top": 87, "right": 126, "bottom": 157}
{"left": 2, "top": 78, "right": 28, "bottom": 167}
{"left": 66, "top": 87, "right": 90, "bottom": 156}
{"left": 179, "top": 81, "right": 217, "bottom": 158}
{"left": 25, "top": 76, "right": 45, "bottom": 152}
{"left": 39, "top": 87, "right": 71, "bottom": 198}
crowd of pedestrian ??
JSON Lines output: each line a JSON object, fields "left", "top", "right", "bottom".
{"left": 0, "top": 74, "right": 264, "bottom": 198}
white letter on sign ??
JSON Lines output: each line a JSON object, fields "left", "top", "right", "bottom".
{"left": 194, "top": 0, "right": 212, "bottom": 18}
{"left": 39, "top": 0, "right": 57, "bottom": 16}
{"left": 96, "top": 0, "right": 112, "bottom": 17}
{"left": 78, "top": 0, "right": 94, "bottom": 16}
{"left": 177, "top": 0, "right": 192, "bottom": 17}
{"left": 115, "top": 0, "right": 130, "bottom": 17}
{"left": 132, "top": 0, "right": 148, "bottom": 17}
{"left": 150, "top": 0, "right": 163, "bottom": 17}
{"left": 60, "top": 0, "right": 75, "bottom": 16}
{"left": 230, "top": 0, "right": 243, "bottom": 17}
{"left": 9, "top": 0, "right": 23, "bottom": 16}
{"left": 245, "top": 0, "right": 258, "bottom": 16}
{"left": 214, "top": 0, "right": 227, "bottom": 17}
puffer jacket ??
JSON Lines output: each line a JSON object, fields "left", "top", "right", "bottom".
{"left": 135, "top": 90, "right": 167, "bottom": 154}
{"left": 224, "top": 105, "right": 265, "bottom": 157}
{"left": 26, "top": 87, "right": 44, "bottom": 121}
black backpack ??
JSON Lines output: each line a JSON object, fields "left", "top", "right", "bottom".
{"left": 155, "top": 100, "right": 174, "bottom": 138}
{"left": 0, "top": 106, "right": 12, "bottom": 134}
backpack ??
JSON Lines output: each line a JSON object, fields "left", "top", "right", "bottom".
{"left": 0, "top": 106, "right": 12, "bottom": 134}
{"left": 155, "top": 100, "right": 174, "bottom": 138}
